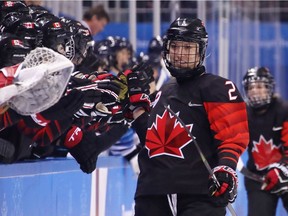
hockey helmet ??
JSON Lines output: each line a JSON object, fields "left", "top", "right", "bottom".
{"left": 0, "top": 33, "right": 32, "bottom": 67}
{"left": 147, "top": 35, "right": 163, "bottom": 68}
{"left": 106, "top": 36, "right": 134, "bottom": 70}
{"left": 94, "top": 39, "right": 111, "bottom": 71}
{"left": 0, "top": 12, "right": 39, "bottom": 48}
{"left": 28, "top": 5, "right": 50, "bottom": 20}
{"left": 242, "top": 67, "right": 275, "bottom": 109}
{"left": 36, "top": 15, "right": 74, "bottom": 61}
{"left": 61, "top": 17, "right": 94, "bottom": 65}
{"left": 0, "top": 1, "right": 28, "bottom": 21}
{"left": 163, "top": 17, "right": 208, "bottom": 78}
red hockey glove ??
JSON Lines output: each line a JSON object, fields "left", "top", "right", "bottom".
{"left": 262, "top": 163, "right": 288, "bottom": 194}
{"left": 208, "top": 165, "right": 238, "bottom": 207}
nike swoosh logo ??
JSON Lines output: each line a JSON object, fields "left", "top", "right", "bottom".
{"left": 188, "top": 102, "right": 203, "bottom": 107}
{"left": 272, "top": 126, "right": 282, "bottom": 131}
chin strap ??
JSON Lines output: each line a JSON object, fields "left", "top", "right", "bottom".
{"left": 175, "top": 65, "right": 206, "bottom": 82}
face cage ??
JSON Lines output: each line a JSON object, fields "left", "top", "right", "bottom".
{"left": 165, "top": 39, "right": 201, "bottom": 70}
{"left": 244, "top": 79, "right": 274, "bottom": 109}
{"left": 64, "top": 36, "right": 75, "bottom": 61}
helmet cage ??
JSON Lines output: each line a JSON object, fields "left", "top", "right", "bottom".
{"left": 242, "top": 67, "right": 275, "bottom": 109}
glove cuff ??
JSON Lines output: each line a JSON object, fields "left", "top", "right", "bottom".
{"left": 212, "top": 165, "right": 238, "bottom": 187}
{"left": 268, "top": 162, "right": 288, "bottom": 177}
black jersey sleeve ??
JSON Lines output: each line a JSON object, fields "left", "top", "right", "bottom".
{"left": 132, "top": 112, "right": 149, "bottom": 147}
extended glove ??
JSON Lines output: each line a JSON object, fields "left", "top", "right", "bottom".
{"left": 262, "top": 163, "right": 288, "bottom": 195}
{"left": 127, "top": 70, "right": 151, "bottom": 107}
{"left": 90, "top": 71, "right": 128, "bottom": 101}
{"left": 40, "top": 89, "right": 85, "bottom": 120}
{"left": 73, "top": 78, "right": 122, "bottom": 119}
{"left": 208, "top": 165, "right": 238, "bottom": 207}
{"left": 118, "top": 63, "right": 153, "bottom": 99}
{"left": 64, "top": 126, "right": 107, "bottom": 173}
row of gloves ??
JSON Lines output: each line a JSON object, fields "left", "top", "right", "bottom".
{"left": 40, "top": 63, "right": 152, "bottom": 124}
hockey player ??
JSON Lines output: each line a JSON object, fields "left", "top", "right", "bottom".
{"left": 242, "top": 67, "right": 288, "bottom": 215}
{"left": 127, "top": 17, "right": 249, "bottom": 215}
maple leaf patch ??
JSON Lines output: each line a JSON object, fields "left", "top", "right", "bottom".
{"left": 146, "top": 109, "right": 193, "bottom": 158}
{"left": 252, "top": 135, "right": 282, "bottom": 170}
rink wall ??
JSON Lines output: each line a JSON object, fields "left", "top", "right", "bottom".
{"left": 0, "top": 156, "right": 286, "bottom": 216}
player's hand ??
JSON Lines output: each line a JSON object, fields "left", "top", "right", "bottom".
{"left": 127, "top": 69, "right": 151, "bottom": 112}
{"left": 90, "top": 71, "right": 128, "bottom": 101}
{"left": 40, "top": 89, "right": 85, "bottom": 120}
{"left": 208, "top": 165, "right": 238, "bottom": 207}
{"left": 64, "top": 127, "right": 106, "bottom": 173}
{"left": 262, "top": 162, "right": 288, "bottom": 195}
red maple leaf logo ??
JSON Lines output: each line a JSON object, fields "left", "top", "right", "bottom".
{"left": 146, "top": 108, "right": 193, "bottom": 158}
{"left": 252, "top": 135, "right": 282, "bottom": 170}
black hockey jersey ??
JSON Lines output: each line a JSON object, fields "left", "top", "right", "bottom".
{"left": 135, "top": 73, "right": 249, "bottom": 197}
{"left": 245, "top": 97, "right": 288, "bottom": 190}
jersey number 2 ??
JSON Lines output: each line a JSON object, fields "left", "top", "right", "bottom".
{"left": 225, "top": 81, "right": 238, "bottom": 101}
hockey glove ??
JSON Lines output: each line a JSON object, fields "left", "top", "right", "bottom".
{"left": 40, "top": 89, "right": 85, "bottom": 120}
{"left": 76, "top": 79, "right": 121, "bottom": 104}
{"left": 262, "top": 163, "right": 288, "bottom": 195}
{"left": 208, "top": 165, "right": 238, "bottom": 207}
{"left": 64, "top": 126, "right": 106, "bottom": 174}
{"left": 90, "top": 71, "right": 128, "bottom": 101}
{"left": 127, "top": 71, "right": 151, "bottom": 111}
{"left": 105, "top": 105, "right": 127, "bottom": 125}
{"left": 73, "top": 78, "right": 122, "bottom": 119}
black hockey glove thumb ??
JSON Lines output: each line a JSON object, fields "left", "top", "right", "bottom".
{"left": 64, "top": 126, "right": 109, "bottom": 174}
{"left": 262, "top": 162, "right": 288, "bottom": 195}
{"left": 40, "top": 89, "right": 85, "bottom": 120}
{"left": 208, "top": 165, "right": 238, "bottom": 207}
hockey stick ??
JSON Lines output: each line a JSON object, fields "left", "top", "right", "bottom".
{"left": 164, "top": 105, "right": 237, "bottom": 216}
{"left": 237, "top": 157, "right": 264, "bottom": 183}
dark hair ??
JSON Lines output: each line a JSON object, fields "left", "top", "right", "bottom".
{"left": 83, "top": 5, "right": 110, "bottom": 22}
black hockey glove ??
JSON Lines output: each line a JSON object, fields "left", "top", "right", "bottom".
{"left": 105, "top": 105, "right": 127, "bottom": 125}
{"left": 40, "top": 89, "right": 85, "bottom": 120}
{"left": 90, "top": 71, "right": 128, "bottom": 102}
{"left": 73, "top": 77, "right": 122, "bottom": 119}
{"left": 118, "top": 62, "right": 154, "bottom": 85}
{"left": 75, "top": 79, "right": 121, "bottom": 104}
{"left": 64, "top": 126, "right": 108, "bottom": 174}
{"left": 208, "top": 165, "right": 238, "bottom": 207}
{"left": 262, "top": 162, "right": 288, "bottom": 195}
{"left": 127, "top": 70, "right": 151, "bottom": 111}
